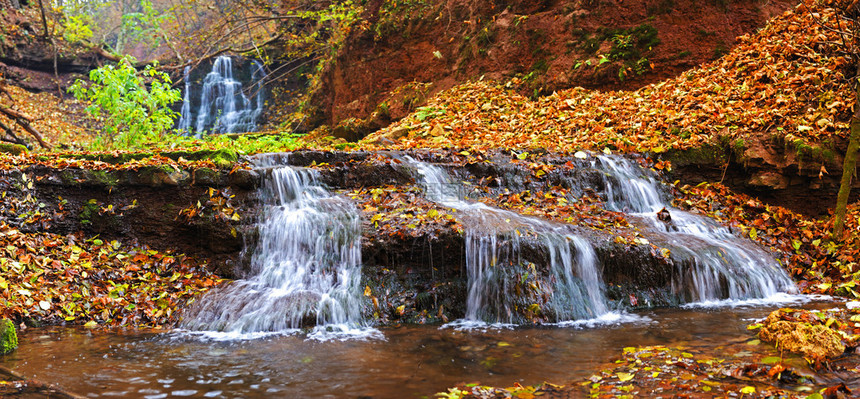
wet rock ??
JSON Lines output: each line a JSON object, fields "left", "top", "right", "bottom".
{"left": 748, "top": 171, "right": 789, "bottom": 190}
{"left": 227, "top": 168, "right": 261, "bottom": 189}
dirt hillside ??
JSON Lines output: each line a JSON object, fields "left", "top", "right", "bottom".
{"left": 307, "top": 0, "right": 798, "bottom": 134}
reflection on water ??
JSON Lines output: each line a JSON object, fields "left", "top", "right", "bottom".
{"left": 0, "top": 301, "right": 836, "bottom": 399}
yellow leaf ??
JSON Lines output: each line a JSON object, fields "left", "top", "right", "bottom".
{"left": 740, "top": 386, "right": 755, "bottom": 394}
{"left": 616, "top": 372, "right": 634, "bottom": 382}
{"left": 364, "top": 286, "right": 372, "bottom": 297}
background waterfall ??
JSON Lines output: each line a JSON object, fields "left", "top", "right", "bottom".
{"left": 177, "top": 56, "right": 266, "bottom": 136}
{"left": 181, "top": 158, "right": 368, "bottom": 338}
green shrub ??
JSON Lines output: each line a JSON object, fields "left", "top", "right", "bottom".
{"left": 70, "top": 56, "right": 181, "bottom": 150}
{"left": 61, "top": 14, "right": 94, "bottom": 44}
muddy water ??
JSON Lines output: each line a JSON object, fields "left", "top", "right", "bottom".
{"left": 0, "top": 301, "right": 834, "bottom": 399}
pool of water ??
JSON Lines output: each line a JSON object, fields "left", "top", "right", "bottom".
{"left": 0, "top": 300, "right": 839, "bottom": 399}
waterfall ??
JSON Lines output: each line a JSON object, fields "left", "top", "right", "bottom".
{"left": 408, "top": 159, "right": 609, "bottom": 324}
{"left": 177, "top": 56, "right": 266, "bottom": 136}
{"left": 181, "top": 158, "right": 368, "bottom": 338}
{"left": 591, "top": 155, "right": 796, "bottom": 302}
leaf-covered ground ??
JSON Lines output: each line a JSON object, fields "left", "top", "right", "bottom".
{"left": 0, "top": 221, "right": 222, "bottom": 328}
{"left": 0, "top": 163, "right": 225, "bottom": 329}
{"left": 361, "top": 0, "right": 850, "bottom": 157}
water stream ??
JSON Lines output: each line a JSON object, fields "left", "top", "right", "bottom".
{"left": 1, "top": 301, "right": 838, "bottom": 399}
{"left": 408, "top": 158, "right": 609, "bottom": 324}
{"left": 591, "top": 155, "right": 796, "bottom": 302}
{"left": 405, "top": 154, "right": 796, "bottom": 325}
{"left": 180, "top": 159, "right": 370, "bottom": 339}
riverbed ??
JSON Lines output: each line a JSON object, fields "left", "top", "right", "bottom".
{"left": 0, "top": 298, "right": 839, "bottom": 399}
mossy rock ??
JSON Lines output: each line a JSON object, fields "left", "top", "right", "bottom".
{"left": 61, "top": 152, "right": 153, "bottom": 164}
{"left": 161, "top": 149, "right": 238, "bottom": 169}
{"left": 663, "top": 143, "right": 728, "bottom": 168}
{"left": 207, "top": 149, "right": 238, "bottom": 169}
{"left": 59, "top": 149, "right": 239, "bottom": 169}
{"left": 758, "top": 309, "right": 845, "bottom": 360}
{"left": 0, "top": 143, "right": 27, "bottom": 155}
{"left": 0, "top": 319, "right": 18, "bottom": 354}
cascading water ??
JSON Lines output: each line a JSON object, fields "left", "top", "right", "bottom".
{"left": 408, "top": 159, "right": 609, "bottom": 324}
{"left": 177, "top": 56, "right": 266, "bottom": 135}
{"left": 180, "top": 157, "right": 367, "bottom": 337}
{"left": 591, "top": 155, "right": 796, "bottom": 303}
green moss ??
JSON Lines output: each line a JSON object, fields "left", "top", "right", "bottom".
{"left": 61, "top": 152, "right": 152, "bottom": 164}
{"left": 206, "top": 149, "right": 238, "bottom": 169}
{"left": 664, "top": 143, "right": 728, "bottom": 167}
{"left": 608, "top": 24, "right": 660, "bottom": 62}
{"left": 88, "top": 170, "right": 119, "bottom": 186}
{"left": 0, "top": 319, "right": 18, "bottom": 354}
{"left": 0, "top": 143, "right": 27, "bottom": 155}
{"left": 79, "top": 198, "right": 99, "bottom": 225}
{"left": 332, "top": 142, "right": 359, "bottom": 150}
{"left": 732, "top": 138, "right": 746, "bottom": 157}
{"left": 58, "top": 148, "right": 239, "bottom": 168}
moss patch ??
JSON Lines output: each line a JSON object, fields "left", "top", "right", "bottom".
{"left": 663, "top": 143, "right": 728, "bottom": 168}
{"left": 0, "top": 143, "right": 27, "bottom": 155}
{"left": 58, "top": 149, "right": 239, "bottom": 169}
{"left": 0, "top": 319, "right": 17, "bottom": 354}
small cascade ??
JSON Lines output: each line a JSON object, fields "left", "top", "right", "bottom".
{"left": 591, "top": 155, "right": 796, "bottom": 302}
{"left": 177, "top": 56, "right": 266, "bottom": 136}
{"left": 181, "top": 158, "right": 366, "bottom": 336}
{"left": 408, "top": 159, "right": 608, "bottom": 324}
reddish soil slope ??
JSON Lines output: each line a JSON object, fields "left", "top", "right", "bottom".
{"left": 310, "top": 0, "right": 798, "bottom": 133}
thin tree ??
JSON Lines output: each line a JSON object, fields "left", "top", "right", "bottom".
{"left": 810, "top": 0, "right": 860, "bottom": 239}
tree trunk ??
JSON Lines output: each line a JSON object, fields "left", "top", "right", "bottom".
{"left": 833, "top": 76, "right": 860, "bottom": 240}
{"left": 36, "top": 0, "right": 49, "bottom": 37}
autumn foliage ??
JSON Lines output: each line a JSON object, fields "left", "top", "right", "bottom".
{"left": 362, "top": 0, "right": 853, "bottom": 155}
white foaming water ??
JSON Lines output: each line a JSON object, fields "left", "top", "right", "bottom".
{"left": 407, "top": 158, "right": 609, "bottom": 324}
{"left": 178, "top": 56, "right": 266, "bottom": 135}
{"left": 592, "top": 155, "right": 796, "bottom": 302}
{"left": 554, "top": 312, "right": 653, "bottom": 329}
{"left": 181, "top": 160, "right": 375, "bottom": 340}
{"left": 681, "top": 293, "right": 832, "bottom": 309}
